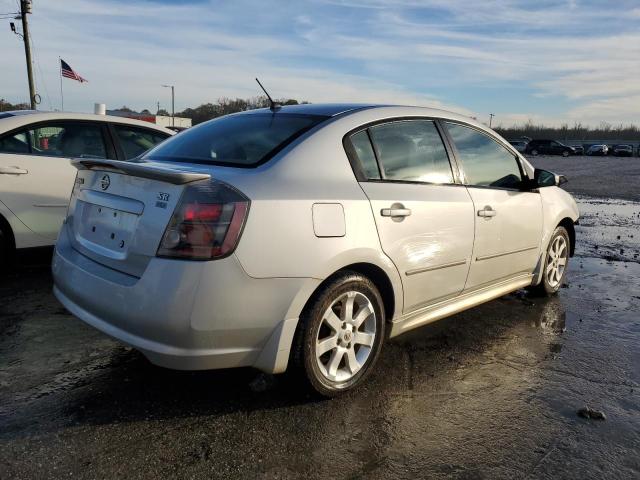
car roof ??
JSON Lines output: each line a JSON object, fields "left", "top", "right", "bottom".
{"left": 240, "top": 103, "right": 489, "bottom": 128}
{"left": 0, "top": 110, "right": 174, "bottom": 135}
{"left": 241, "top": 103, "right": 379, "bottom": 117}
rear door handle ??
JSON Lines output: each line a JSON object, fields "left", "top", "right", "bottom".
{"left": 477, "top": 205, "right": 497, "bottom": 217}
{"left": 381, "top": 204, "right": 412, "bottom": 218}
{"left": 0, "top": 166, "right": 28, "bottom": 175}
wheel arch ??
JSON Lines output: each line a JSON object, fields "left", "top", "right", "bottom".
{"left": 307, "top": 262, "right": 396, "bottom": 322}
{"left": 531, "top": 216, "right": 577, "bottom": 288}
{"left": 0, "top": 211, "right": 16, "bottom": 253}
{"left": 558, "top": 217, "right": 576, "bottom": 257}
{"left": 254, "top": 260, "right": 401, "bottom": 375}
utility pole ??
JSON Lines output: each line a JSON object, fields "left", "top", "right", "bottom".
{"left": 489, "top": 113, "right": 495, "bottom": 128}
{"left": 20, "top": 1, "right": 36, "bottom": 109}
{"left": 162, "top": 85, "right": 175, "bottom": 126}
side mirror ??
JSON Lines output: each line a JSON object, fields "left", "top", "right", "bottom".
{"left": 533, "top": 168, "right": 567, "bottom": 187}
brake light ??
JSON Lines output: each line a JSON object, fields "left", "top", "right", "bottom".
{"left": 157, "top": 180, "right": 249, "bottom": 260}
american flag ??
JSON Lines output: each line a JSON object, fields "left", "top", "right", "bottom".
{"left": 60, "top": 59, "right": 87, "bottom": 83}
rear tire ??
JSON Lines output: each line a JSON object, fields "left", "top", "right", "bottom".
{"left": 532, "top": 226, "right": 570, "bottom": 296}
{"left": 290, "top": 271, "right": 385, "bottom": 397}
{"left": 562, "top": 150, "right": 570, "bottom": 157}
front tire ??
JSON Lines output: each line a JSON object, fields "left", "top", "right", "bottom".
{"left": 533, "top": 226, "right": 570, "bottom": 296}
{"left": 530, "top": 149, "right": 539, "bottom": 156}
{"left": 562, "top": 150, "right": 570, "bottom": 157}
{"left": 291, "top": 272, "right": 385, "bottom": 397}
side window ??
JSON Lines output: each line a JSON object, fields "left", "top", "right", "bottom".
{"left": 0, "top": 131, "right": 30, "bottom": 154}
{"left": 368, "top": 120, "right": 453, "bottom": 183}
{"left": 29, "top": 123, "right": 107, "bottom": 159}
{"left": 114, "top": 125, "right": 169, "bottom": 159}
{"left": 445, "top": 123, "right": 522, "bottom": 189}
{"left": 348, "top": 130, "right": 380, "bottom": 180}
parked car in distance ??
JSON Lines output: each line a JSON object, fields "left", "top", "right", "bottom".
{"left": 586, "top": 144, "right": 608, "bottom": 156}
{"left": 525, "top": 139, "right": 575, "bottom": 157}
{"left": 0, "top": 110, "right": 173, "bottom": 266}
{"left": 570, "top": 145, "right": 584, "bottom": 155}
{"left": 611, "top": 144, "right": 633, "bottom": 157}
{"left": 52, "top": 104, "right": 579, "bottom": 396}
{"left": 166, "top": 126, "right": 189, "bottom": 133}
{"left": 508, "top": 140, "right": 528, "bottom": 153}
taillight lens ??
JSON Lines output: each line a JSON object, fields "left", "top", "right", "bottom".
{"left": 157, "top": 180, "right": 249, "bottom": 260}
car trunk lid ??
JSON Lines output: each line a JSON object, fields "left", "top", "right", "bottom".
{"left": 66, "top": 159, "right": 211, "bottom": 278}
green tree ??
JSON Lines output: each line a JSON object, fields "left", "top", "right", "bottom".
{"left": 0, "top": 99, "right": 30, "bottom": 112}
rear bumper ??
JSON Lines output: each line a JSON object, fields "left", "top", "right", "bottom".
{"left": 52, "top": 227, "right": 311, "bottom": 372}
{"left": 54, "top": 284, "right": 253, "bottom": 370}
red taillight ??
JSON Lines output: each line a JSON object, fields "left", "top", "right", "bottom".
{"left": 157, "top": 180, "right": 249, "bottom": 260}
{"left": 183, "top": 204, "right": 223, "bottom": 222}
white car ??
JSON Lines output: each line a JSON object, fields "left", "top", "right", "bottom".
{"left": 586, "top": 144, "right": 608, "bottom": 156}
{"left": 0, "top": 111, "right": 173, "bottom": 266}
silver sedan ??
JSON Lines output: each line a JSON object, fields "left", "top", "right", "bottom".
{"left": 52, "top": 104, "right": 579, "bottom": 396}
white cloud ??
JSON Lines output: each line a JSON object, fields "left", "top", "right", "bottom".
{"left": 2, "top": 0, "right": 639, "bottom": 127}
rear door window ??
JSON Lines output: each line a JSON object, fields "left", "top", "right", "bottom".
{"left": 113, "top": 125, "right": 169, "bottom": 159}
{"left": 144, "top": 113, "right": 328, "bottom": 167}
{"left": 445, "top": 122, "right": 522, "bottom": 189}
{"left": 0, "top": 131, "right": 29, "bottom": 154}
{"left": 368, "top": 120, "right": 454, "bottom": 183}
{"left": 347, "top": 130, "right": 381, "bottom": 179}
{"left": 28, "top": 122, "right": 108, "bottom": 159}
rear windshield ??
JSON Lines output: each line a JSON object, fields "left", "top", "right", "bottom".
{"left": 143, "top": 113, "right": 328, "bottom": 167}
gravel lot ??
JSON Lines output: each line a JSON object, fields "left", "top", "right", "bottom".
{"left": 1, "top": 155, "right": 639, "bottom": 479}
{"left": 529, "top": 154, "right": 640, "bottom": 201}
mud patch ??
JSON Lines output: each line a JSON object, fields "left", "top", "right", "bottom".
{"left": 575, "top": 196, "right": 640, "bottom": 263}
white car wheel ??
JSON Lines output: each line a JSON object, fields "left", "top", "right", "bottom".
{"left": 534, "top": 226, "right": 570, "bottom": 295}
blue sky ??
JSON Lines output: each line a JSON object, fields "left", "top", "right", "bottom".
{"left": 2, "top": 0, "right": 639, "bottom": 126}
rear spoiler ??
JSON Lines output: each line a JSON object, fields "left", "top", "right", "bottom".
{"left": 71, "top": 159, "right": 210, "bottom": 185}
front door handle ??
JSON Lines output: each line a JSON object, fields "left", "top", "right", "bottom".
{"left": 477, "top": 205, "right": 497, "bottom": 217}
{"left": 0, "top": 166, "right": 28, "bottom": 175}
{"left": 381, "top": 203, "right": 412, "bottom": 220}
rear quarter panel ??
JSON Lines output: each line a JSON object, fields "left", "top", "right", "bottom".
{"left": 207, "top": 115, "right": 404, "bottom": 316}
{"left": 0, "top": 199, "right": 52, "bottom": 249}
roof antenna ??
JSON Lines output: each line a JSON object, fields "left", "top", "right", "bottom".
{"left": 255, "top": 78, "right": 280, "bottom": 111}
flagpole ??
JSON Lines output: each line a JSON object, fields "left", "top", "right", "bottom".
{"left": 59, "top": 57, "right": 64, "bottom": 111}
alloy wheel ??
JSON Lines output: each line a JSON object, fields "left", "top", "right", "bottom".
{"left": 546, "top": 235, "right": 568, "bottom": 288}
{"left": 314, "top": 291, "right": 376, "bottom": 383}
